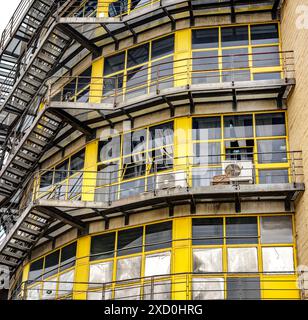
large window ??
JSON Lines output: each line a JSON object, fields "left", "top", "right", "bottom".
{"left": 38, "top": 149, "right": 85, "bottom": 200}
{"left": 95, "top": 121, "right": 174, "bottom": 202}
{"left": 88, "top": 221, "right": 172, "bottom": 300}
{"left": 27, "top": 242, "right": 77, "bottom": 300}
{"left": 192, "top": 112, "right": 288, "bottom": 186}
{"left": 192, "top": 24, "right": 281, "bottom": 84}
{"left": 192, "top": 215, "right": 295, "bottom": 300}
{"left": 103, "top": 35, "right": 174, "bottom": 102}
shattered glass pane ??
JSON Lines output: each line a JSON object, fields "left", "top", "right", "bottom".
{"left": 193, "top": 249, "right": 223, "bottom": 273}
{"left": 192, "top": 278, "right": 224, "bottom": 300}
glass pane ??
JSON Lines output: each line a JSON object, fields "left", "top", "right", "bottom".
{"left": 120, "top": 178, "right": 145, "bottom": 199}
{"left": 126, "top": 65, "right": 148, "bottom": 97}
{"left": 192, "top": 28, "right": 219, "bottom": 49}
{"left": 117, "top": 227, "right": 143, "bottom": 256}
{"left": 261, "top": 216, "right": 293, "bottom": 244}
{"left": 221, "top": 26, "right": 249, "bottom": 47}
{"left": 227, "top": 247, "right": 258, "bottom": 273}
{"left": 70, "top": 149, "right": 85, "bottom": 174}
{"left": 224, "top": 115, "right": 253, "bottom": 139}
{"left": 253, "top": 72, "right": 281, "bottom": 80}
{"left": 87, "top": 290, "right": 112, "bottom": 300}
{"left": 225, "top": 139, "right": 254, "bottom": 161}
{"left": 114, "top": 285, "right": 141, "bottom": 300}
{"left": 104, "top": 52, "right": 125, "bottom": 75}
{"left": 143, "top": 281, "right": 171, "bottom": 300}
{"left": 226, "top": 217, "right": 258, "bottom": 244}
{"left": 40, "top": 171, "right": 53, "bottom": 191}
{"left": 259, "top": 169, "right": 289, "bottom": 184}
{"left": 127, "top": 43, "right": 149, "bottom": 68}
{"left": 222, "top": 48, "right": 249, "bottom": 69}
{"left": 192, "top": 278, "right": 224, "bottom": 300}
{"left": 89, "top": 261, "right": 113, "bottom": 288}
{"left": 192, "top": 167, "right": 223, "bottom": 187}
{"left": 116, "top": 256, "right": 141, "bottom": 281}
{"left": 77, "top": 67, "right": 92, "bottom": 93}
{"left": 227, "top": 277, "right": 260, "bottom": 300}
{"left": 144, "top": 252, "right": 171, "bottom": 277}
{"left": 123, "top": 129, "right": 147, "bottom": 156}
{"left": 103, "top": 74, "right": 124, "bottom": 98}
{"left": 262, "top": 247, "right": 294, "bottom": 273}
{"left": 256, "top": 113, "right": 286, "bottom": 137}
{"left": 63, "top": 79, "right": 76, "bottom": 101}
{"left": 192, "top": 218, "right": 223, "bottom": 245}
{"left": 251, "top": 24, "right": 279, "bottom": 45}
{"left": 29, "top": 258, "right": 44, "bottom": 282}
{"left": 60, "top": 242, "right": 77, "bottom": 271}
{"left": 27, "top": 284, "right": 41, "bottom": 300}
{"left": 222, "top": 70, "right": 250, "bottom": 82}
{"left": 192, "top": 117, "right": 221, "bottom": 140}
{"left": 90, "top": 232, "right": 116, "bottom": 261}
{"left": 151, "top": 57, "right": 174, "bottom": 91}
{"left": 145, "top": 221, "right": 172, "bottom": 251}
{"left": 42, "top": 277, "right": 57, "bottom": 300}
{"left": 152, "top": 35, "right": 174, "bottom": 60}
{"left": 58, "top": 270, "right": 74, "bottom": 297}
{"left": 98, "top": 136, "right": 121, "bottom": 162}
{"left": 193, "top": 248, "right": 223, "bottom": 273}
{"left": 43, "top": 250, "right": 60, "bottom": 279}
{"left": 252, "top": 46, "right": 280, "bottom": 67}
{"left": 257, "top": 139, "right": 287, "bottom": 163}
{"left": 97, "top": 162, "right": 119, "bottom": 187}
{"left": 54, "top": 160, "right": 69, "bottom": 183}
{"left": 193, "top": 142, "right": 221, "bottom": 165}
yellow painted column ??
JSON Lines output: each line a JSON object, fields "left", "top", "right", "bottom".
{"left": 90, "top": 57, "right": 104, "bottom": 103}
{"left": 172, "top": 217, "right": 192, "bottom": 300}
{"left": 21, "top": 263, "right": 30, "bottom": 299}
{"left": 73, "top": 236, "right": 91, "bottom": 300}
{"left": 81, "top": 141, "right": 99, "bottom": 202}
{"left": 97, "top": 0, "right": 117, "bottom": 17}
{"left": 174, "top": 29, "right": 192, "bottom": 87}
{"left": 174, "top": 117, "right": 192, "bottom": 185}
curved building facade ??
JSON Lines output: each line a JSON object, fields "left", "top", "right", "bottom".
{"left": 0, "top": 0, "right": 308, "bottom": 300}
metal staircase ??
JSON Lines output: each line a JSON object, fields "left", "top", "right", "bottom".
{"left": 0, "top": 205, "right": 54, "bottom": 269}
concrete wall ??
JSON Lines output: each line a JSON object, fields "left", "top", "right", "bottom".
{"left": 281, "top": 0, "right": 308, "bottom": 266}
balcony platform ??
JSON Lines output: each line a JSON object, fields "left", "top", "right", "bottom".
{"left": 48, "top": 78, "right": 295, "bottom": 129}
{"left": 58, "top": 0, "right": 283, "bottom": 48}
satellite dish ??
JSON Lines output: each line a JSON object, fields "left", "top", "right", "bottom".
{"left": 225, "top": 163, "right": 241, "bottom": 178}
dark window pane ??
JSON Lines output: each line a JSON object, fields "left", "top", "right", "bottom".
{"left": 226, "top": 217, "right": 258, "bottom": 244}
{"left": 193, "top": 142, "right": 221, "bottom": 165}
{"left": 192, "top": 218, "right": 224, "bottom": 245}
{"left": 149, "top": 122, "right": 174, "bottom": 149}
{"left": 152, "top": 35, "right": 174, "bottom": 60}
{"left": 224, "top": 115, "right": 253, "bottom": 139}
{"left": 192, "top": 28, "right": 219, "bottom": 49}
{"left": 43, "top": 250, "right": 60, "bottom": 279}
{"left": 40, "top": 171, "right": 53, "bottom": 189}
{"left": 126, "top": 65, "right": 148, "bottom": 96}
{"left": 192, "top": 51, "right": 220, "bottom": 84}
{"left": 90, "top": 232, "right": 116, "bottom": 261}
{"left": 104, "top": 52, "right": 125, "bottom": 75}
{"left": 227, "top": 278, "right": 261, "bottom": 300}
{"left": 225, "top": 139, "right": 254, "bottom": 161}
{"left": 131, "top": 0, "right": 147, "bottom": 10}
{"left": 103, "top": 74, "right": 124, "bottom": 97}
{"left": 222, "top": 26, "right": 249, "bottom": 47}
{"left": 60, "top": 242, "right": 77, "bottom": 272}
{"left": 54, "top": 160, "right": 69, "bottom": 183}
{"left": 127, "top": 43, "right": 149, "bottom": 68}
{"left": 145, "top": 222, "right": 172, "bottom": 251}
{"left": 252, "top": 46, "right": 280, "bottom": 67}
{"left": 70, "top": 149, "right": 85, "bottom": 174}
{"left": 123, "top": 129, "right": 147, "bottom": 156}
{"left": 98, "top": 136, "right": 121, "bottom": 162}
{"left": 151, "top": 57, "right": 174, "bottom": 91}
{"left": 259, "top": 169, "right": 289, "bottom": 184}
{"left": 63, "top": 79, "right": 76, "bottom": 101}
{"left": 251, "top": 24, "right": 279, "bottom": 45}
{"left": 257, "top": 139, "right": 287, "bottom": 164}
{"left": 222, "top": 48, "right": 249, "bottom": 70}
{"left": 193, "top": 117, "right": 221, "bottom": 140}
{"left": 253, "top": 72, "right": 281, "bottom": 80}
{"left": 109, "top": 0, "right": 127, "bottom": 17}
{"left": 77, "top": 67, "right": 92, "bottom": 93}
{"left": 29, "top": 258, "right": 44, "bottom": 282}
{"left": 117, "top": 227, "right": 143, "bottom": 256}
{"left": 120, "top": 178, "right": 145, "bottom": 199}
{"left": 123, "top": 160, "right": 146, "bottom": 179}
{"left": 256, "top": 113, "right": 286, "bottom": 137}
{"left": 222, "top": 70, "right": 250, "bottom": 82}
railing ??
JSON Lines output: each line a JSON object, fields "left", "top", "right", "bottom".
{"left": 48, "top": 51, "right": 295, "bottom": 106}
{"left": 32, "top": 152, "right": 303, "bottom": 203}
{"left": 12, "top": 271, "right": 306, "bottom": 300}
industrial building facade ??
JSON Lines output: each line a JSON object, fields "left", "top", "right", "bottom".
{"left": 0, "top": 0, "right": 307, "bottom": 300}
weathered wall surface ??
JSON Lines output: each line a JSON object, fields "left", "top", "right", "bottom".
{"left": 281, "top": 0, "right": 308, "bottom": 266}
